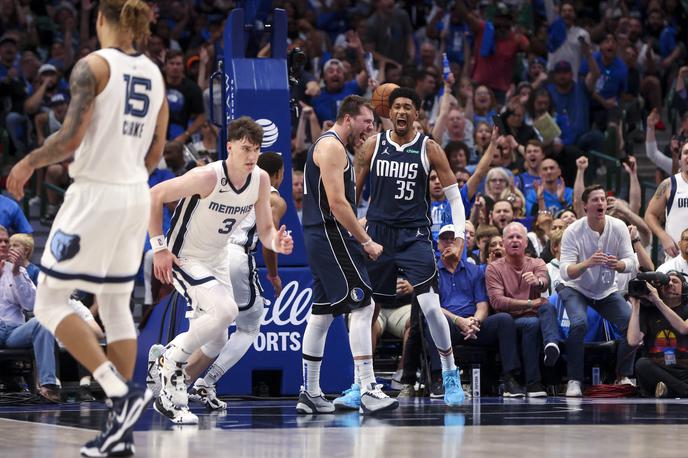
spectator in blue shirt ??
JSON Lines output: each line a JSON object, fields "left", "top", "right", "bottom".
{"left": 524, "top": 159, "right": 573, "bottom": 216}
{"left": 578, "top": 34, "right": 627, "bottom": 132}
{"left": 311, "top": 57, "right": 368, "bottom": 125}
{"left": 0, "top": 195, "right": 32, "bottom": 235}
{"left": 424, "top": 224, "right": 525, "bottom": 397}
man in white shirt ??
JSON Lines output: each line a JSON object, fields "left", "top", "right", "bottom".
{"left": 544, "top": 0, "right": 590, "bottom": 78}
{"left": 658, "top": 228, "right": 688, "bottom": 275}
{"left": 558, "top": 185, "right": 637, "bottom": 397}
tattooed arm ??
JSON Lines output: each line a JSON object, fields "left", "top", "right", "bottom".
{"left": 144, "top": 97, "right": 169, "bottom": 173}
{"left": 8, "top": 55, "right": 108, "bottom": 199}
{"left": 644, "top": 178, "right": 677, "bottom": 257}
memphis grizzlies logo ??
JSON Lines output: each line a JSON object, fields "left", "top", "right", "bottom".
{"left": 350, "top": 287, "right": 365, "bottom": 302}
{"left": 50, "top": 230, "right": 81, "bottom": 262}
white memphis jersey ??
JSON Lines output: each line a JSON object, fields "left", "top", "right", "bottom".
{"left": 167, "top": 161, "right": 261, "bottom": 261}
{"left": 228, "top": 186, "right": 279, "bottom": 252}
{"left": 68, "top": 48, "right": 164, "bottom": 184}
{"left": 666, "top": 173, "right": 688, "bottom": 243}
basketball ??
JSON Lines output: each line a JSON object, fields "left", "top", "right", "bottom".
{"left": 371, "top": 83, "right": 399, "bottom": 118}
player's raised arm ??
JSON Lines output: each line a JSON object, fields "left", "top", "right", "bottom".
{"left": 355, "top": 134, "right": 377, "bottom": 204}
{"left": 144, "top": 97, "right": 169, "bottom": 173}
{"left": 8, "top": 55, "right": 108, "bottom": 199}
{"left": 427, "top": 139, "right": 466, "bottom": 243}
{"left": 255, "top": 170, "right": 293, "bottom": 255}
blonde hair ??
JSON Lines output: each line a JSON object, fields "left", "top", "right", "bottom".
{"left": 100, "top": 0, "right": 152, "bottom": 44}
{"left": 499, "top": 187, "right": 526, "bottom": 218}
{"left": 10, "top": 233, "right": 34, "bottom": 258}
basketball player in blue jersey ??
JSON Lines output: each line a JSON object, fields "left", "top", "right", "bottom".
{"left": 355, "top": 87, "right": 467, "bottom": 407}
{"left": 8, "top": 1, "right": 167, "bottom": 455}
{"left": 299, "top": 95, "right": 398, "bottom": 414}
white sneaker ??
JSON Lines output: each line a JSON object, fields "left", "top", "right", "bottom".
{"left": 390, "top": 369, "right": 404, "bottom": 390}
{"left": 28, "top": 196, "right": 41, "bottom": 207}
{"left": 359, "top": 383, "right": 399, "bottom": 414}
{"left": 154, "top": 393, "right": 199, "bottom": 424}
{"left": 616, "top": 376, "right": 636, "bottom": 387}
{"left": 189, "top": 378, "right": 227, "bottom": 410}
{"left": 146, "top": 344, "right": 165, "bottom": 398}
{"left": 566, "top": 380, "right": 583, "bottom": 397}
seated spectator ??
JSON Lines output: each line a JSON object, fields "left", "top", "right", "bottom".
{"left": 503, "top": 100, "right": 539, "bottom": 150}
{"left": 628, "top": 272, "right": 688, "bottom": 398}
{"left": 500, "top": 188, "right": 526, "bottom": 219}
{"left": 426, "top": 224, "right": 526, "bottom": 397}
{"left": 482, "top": 167, "right": 513, "bottom": 211}
{"left": 658, "top": 228, "right": 688, "bottom": 275}
{"left": 0, "top": 194, "right": 32, "bottom": 235}
{"left": 528, "top": 211, "right": 553, "bottom": 257}
{"left": 490, "top": 200, "right": 514, "bottom": 233}
{"left": 9, "top": 233, "right": 38, "bottom": 285}
{"left": 162, "top": 141, "right": 191, "bottom": 176}
{"left": 464, "top": 221, "right": 477, "bottom": 264}
{"left": 469, "top": 85, "right": 498, "bottom": 127}
{"left": 546, "top": 229, "right": 565, "bottom": 295}
{"left": 292, "top": 170, "right": 304, "bottom": 223}
{"left": 558, "top": 185, "right": 637, "bottom": 397}
{"left": 525, "top": 159, "right": 573, "bottom": 216}
{"left": 0, "top": 225, "right": 58, "bottom": 402}
{"left": 164, "top": 49, "right": 206, "bottom": 142}
{"left": 485, "top": 222, "right": 561, "bottom": 397}
{"left": 516, "top": 140, "right": 545, "bottom": 195}
{"left": 485, "top": 234, "right": 505, "bottom": 265}
{"left": 444, "top": 141, "right": 471, "bottom": 174}
{"left": 474, "top": 225, "right": 500, "bottom": 264}
{"left": 472, "top": 121, "right": 492, "bottom": 161}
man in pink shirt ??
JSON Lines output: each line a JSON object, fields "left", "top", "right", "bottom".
{"left": 486, "top": 222, "right": 561, "bottom": 397}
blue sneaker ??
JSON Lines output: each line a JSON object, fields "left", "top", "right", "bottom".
{"left": 80, "top": 382, "right": 152, "bottom": 457}
{"left": 108, "top": 430, "right": 134, "bottom": 457}
{"left": 442, "top": 369, "right": 464, "bottom": 407}
{"left": 333, "top": 384, "right": 361, "bottom": 411}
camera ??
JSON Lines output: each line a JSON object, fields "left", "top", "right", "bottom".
{"left": 628, "top": 271, "right": 670, "bottom": 298}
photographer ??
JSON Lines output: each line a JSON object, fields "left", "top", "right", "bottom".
{"left": 628, "top": 272, "right": 688, "bottom": 398}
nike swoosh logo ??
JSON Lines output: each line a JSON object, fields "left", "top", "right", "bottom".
{"left": 218, "top": 189, "right": 230, "bottom": 193}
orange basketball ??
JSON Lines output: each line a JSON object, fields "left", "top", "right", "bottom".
{"left": 371, "top": 83, "right": 399, "bottom": 118}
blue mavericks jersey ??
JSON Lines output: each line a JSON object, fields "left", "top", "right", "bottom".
{"left": 366, "top": 130, "right": 431, "bottom": 228}
{"left": 302, "top": 131, "right": 357, "bottom": 227}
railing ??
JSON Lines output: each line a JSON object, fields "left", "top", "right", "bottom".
{"left": 586, "top": 150, "right": 622, "bottom": 192}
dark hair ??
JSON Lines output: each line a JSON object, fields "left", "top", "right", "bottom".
{"left": 336, "top": 95, "right": 373, "bottom": 122}
{"left": 257, "top": 152, "right": 284, "bottom": 177}
{"left": 581, "top": 184, "right": 606, "bottom": 203}
{"left": 100, "top": 0, "right": 152, "bottom": 44}
{"left": 445, "top": 141, "right": 470, "bottom": 156}
{"left": 526, "top": 87, "right": 553, "bottom": 118}
{"left": 414, "top": 70, "right": 436, "bottom": 83}
{"left": 525, "top": 139, "right": 544, "bottom": 150}
{"left": 165, "top": 49, "right": 184, "bottom": 64}
{"left": 228, "top": 116, "right": 263, "bottom": 146}
{"left": 389, "top": 87, "right": 421, "bottom": 111}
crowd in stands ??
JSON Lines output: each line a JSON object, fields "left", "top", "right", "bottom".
{"left": 3, "top": 0, "right": 688, "bottom": 400}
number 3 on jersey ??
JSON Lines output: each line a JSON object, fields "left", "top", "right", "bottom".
{"left": 218, "top": 218, "right": 236, "bottom": 234}
{"left": 395, "top": 180, "right": 415, "bottom": 200}
{"left": 123, "top": 74, "right": 151, "bottom": 117}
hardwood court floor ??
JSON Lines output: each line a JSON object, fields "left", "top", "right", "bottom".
{"left": 1, "top": 397, "right": 687, "bottom": 457}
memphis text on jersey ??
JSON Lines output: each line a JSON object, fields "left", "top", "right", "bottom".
{"left": 209, "top": 202, "right": 254, "bottom": 215}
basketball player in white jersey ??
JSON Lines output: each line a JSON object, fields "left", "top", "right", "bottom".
{"left": 147, "top": 152, "right": 287, "bottom": 410}
{"left": 646, "top": 142, "right": 688, "bottom": 258}
{"left": 148, "top": 118, "right": 293, "bottom": 424}
{"left": 7, "top": 1, "right": 167, "bottom": 456}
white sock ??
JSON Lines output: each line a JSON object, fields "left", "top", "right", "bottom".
{"left": 355, "top": 358, "right": 376, "bottom": 389}
{"left": 417, "top": 290, "right": 456, "bottom": 372}
{"left": 301, "top": 314, "right": 333, "bottom": 396}
{"left": 303, "top": 357, "right": 322, "bottom": 396}
{"left": 204, "top": 363, "right": 226, "bottom": 386}
{"left": 93, "top": 361, "right": 128, "bottom": 398}
{"left": 165, "top": 341, "right": 193, "bottom": 364}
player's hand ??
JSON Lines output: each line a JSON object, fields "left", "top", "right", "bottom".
{"left": 153, "top": 250, "right": 181, "bottom": 284}
{"left": 275, "top": 225, "right": 294, "bottom": 255}
{"left": 660, "top": 234, "right": 679, "bottom": 258}
{"left": 7, "top": 156, "right": 35, "bottom": 201}
{"left": 363, "top": 239, "right": 383, "bottom": 261}
{"left": 269, "top": 275, "right": 283, "bottom": 296}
